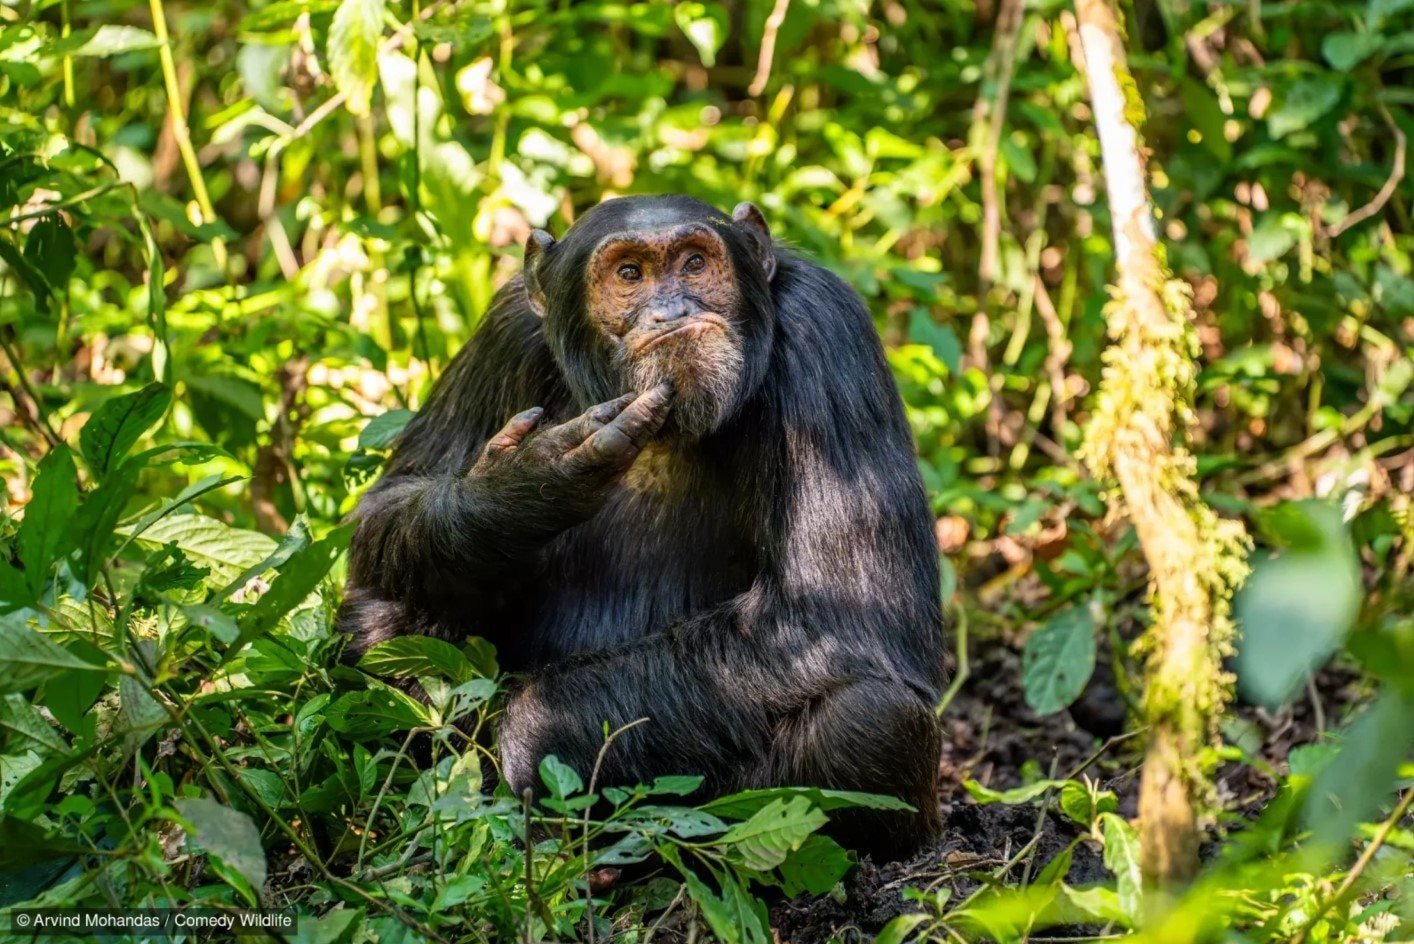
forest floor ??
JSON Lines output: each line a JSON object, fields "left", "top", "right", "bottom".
{"left": 759, "top": 639, "right": 1367, "bottom": 943}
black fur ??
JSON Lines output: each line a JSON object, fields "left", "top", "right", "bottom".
{"left": 337, "top": 195, "right": 947, "bottom": 856}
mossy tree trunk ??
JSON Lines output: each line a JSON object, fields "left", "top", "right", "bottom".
{"left": 1072, "top": 0, "right": 1251, "bottom": 886}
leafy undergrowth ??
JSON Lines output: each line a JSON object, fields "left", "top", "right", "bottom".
{"left": 2, "top": 389, "right": 1408, "bottom": 944}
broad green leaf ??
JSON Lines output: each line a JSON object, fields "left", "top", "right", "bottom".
{"left": 229, "top": 526, "right": 351, "bottom": 655}
{"left": 673, "top": 2, "right": 728, "bottom": 67}
{"left": 80, "top": 383, "right": 172, "bottom": 478}
{"left": 130, "top": 514, "right": 277, "bottom": 585}
{"left": 964, "top": 778, "right": 1066, "bottom": 806}
{"left": 1099, "top": 813, "right": 1142, "bottom": 923}
{"left": 0, "top": 613, "right": 105, "bottom": 694}
{"left": 701, "top": 786, "right": 913, "bottom": 819}
{"left": 1307, "top": 693, "right": 1414, "bottom": 847}
{"left": 648, "top": 774, "right": 704, "bottom": 796}
{"left": 1236, "top": 502, "right": 1360, "bottom": 707}
{"left": 777, "top": 833, "right": 851, "bottom": 895}
{"left": 359, "top": 408, "right": 414, "bottom": 449}
{"left": 1058, "top": 780, "right": 1117, "bottom": 826}
{"left": 23, "top": 215, "right": 76, "bottom": 290}
{"left": 74, "top": 463, "right": 140, "bottom": 587}
{"left": 17, "top": 446, "right": 78, "bottom": 600}
{"left": 218, "top": 516, "right": 312, "bottom": 598}
{"left": 908, "top": 309, "right": 963, "bottom": 375}
{"left": 1247, "top": 215, "right": 1299, "bottom": 264}
{"left": 876, "top": 914, "right": 930, "bottom": 944}
{"left": 176, "top": 797, "right": 268, "bottom": 895}
{"left": 48, "top": 24, "right": 162, "bottom": 58}
{"left": 0, "top": 815, "right": 88, "bottom": 869}
{"left": 329, "top": 0, "right": 385, "bottom": 117}
{"left": 0, "top": 693, "right": 69, "bottom": 752}
{"left": 721, "top": 796, "right": 827, "bottom": 871}
{"left": 1267, "top": 76, "right": 1344, "bottom": 138}
{"left": 999, "top": 134, "right": 1037, "bottom": 183}
{"left": 325, "top": 686, "right": 431, "bottom": 737}
{"left": 358, "top": 635, "right": 478, "bottom": 683}
{"left": 116, "top": 473, "right": 245, "bottom": 558}
{"left": 1322, "top": 31, "right": 1382, "bottom": 70}
{"left": 539, "top": 754, "right": 584, "bottom": 799}
{"left": 680, "top": 867, "right": 770, "bottom": 944}
{"left": 1021, "top": 602, "right": 1097, "bottom": 715}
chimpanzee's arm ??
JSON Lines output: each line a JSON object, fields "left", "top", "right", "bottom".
{"left": 338, "top": 282, "right": 573, "bottom": 649}
{"left": 499, "top": 258, "right": 947, "bottom": 799}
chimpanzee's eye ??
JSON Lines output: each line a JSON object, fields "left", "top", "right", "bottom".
{"left": 617, "top": 263, "right": 643, "bottom": 282}
{"left": 683, "top": 253, "right": 706, "bottom": 274}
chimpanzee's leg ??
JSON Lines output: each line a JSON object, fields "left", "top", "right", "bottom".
{"left": 758, "top": 680, "right": 942, "bottom": 858}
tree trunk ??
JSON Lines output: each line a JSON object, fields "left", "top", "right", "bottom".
{"left": 1072, "top": 0, "right": 1251, "bottom": 887}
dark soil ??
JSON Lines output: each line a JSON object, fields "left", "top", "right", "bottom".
{"left": 765, "top": 638, "right": 1365, "bottom": 944}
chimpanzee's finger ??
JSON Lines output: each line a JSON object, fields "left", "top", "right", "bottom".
{"left": 472, "top": 407, "right": 545, "bottom": 472}
{"left": 542, "top": 393, "right": 635, "bottom": 451}
{"left": 486, "top": 408, "right": 545, "bottom": 456}
{"left": 571, "top": 383, "right": 674, "bottom": 466}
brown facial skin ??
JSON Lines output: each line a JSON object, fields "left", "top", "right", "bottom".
{"left": 584, "top": 223, "right": 747, "bottom": 439}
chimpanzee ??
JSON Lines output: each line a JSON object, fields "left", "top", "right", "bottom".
{"left": 336, "top": 195, "right": 946, "bottom": 856}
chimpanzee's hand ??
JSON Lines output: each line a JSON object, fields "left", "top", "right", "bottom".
{"left": 470, "top": 384, "right": 674, "bottom": 531}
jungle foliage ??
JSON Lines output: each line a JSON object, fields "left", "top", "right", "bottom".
{"left": 0, "top": 0, "right": 1411, "bottom": 940}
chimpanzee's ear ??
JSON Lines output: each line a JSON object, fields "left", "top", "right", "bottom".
{"left": 732, "top": 202, "right": 777, "bottom": 282}
{"left": 523, "top": 229, "right": 555, "bottom": 318}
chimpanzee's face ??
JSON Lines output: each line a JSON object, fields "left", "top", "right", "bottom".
{"left": 584, "top": 222, "right": 747, "bottom": 439}
{"left": 524, "top": 196, "right": 777, "bottom": 441}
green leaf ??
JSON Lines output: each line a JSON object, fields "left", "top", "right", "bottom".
{"left": 1099, "top": 812, "right": 1142, "bottom": 923}
{"left": 359, "top": 636, "right": 477, "bottom": 683}
{"left": 80, "top": 383, "right": 172, "bottom": 478}
{"left": 964, "top": 778, "right": 1066, "bottom": 806}
{"left": 175, "top": 797, "right": 268, "bottom": 896}
{"left": 680, "top": 867, "right": 770, "bottom": 944}
{"left": 325, "top": 685, "right": 431, "bottom": 737}
{"left": 74, "top": 463, "right": 141, "bottom": 587}
{"left": 908, "top": 309, "right": 963, "bottom": 375}
{"left": 539, "top": 755, "right": 584, "bottom": 800}
{"left": 0, "top": 815, "right": 88, "bottom": 869}
{"left": 701, "top": 786, "right": 913, "bottom": 819}
{"left": 1307, "top": 693, "right": 1414, "bottom": 847}
{"left": 0, "top": 613, "right": 106, "bottom": 695}
{"left": 17, "top": 446, "right": 79, "bottom": 601}
{"left": 1236, "top": 502, "right": 1361, "bottom": 708}
{"left": 23, "top": 215, "right": 76, "bottom": 290}
{"left": 1322, "top": 31, "right": 1382, "bottom": 70}
{"left": 1058, "top": 780, "right": 1117, "bottom": 826}
{"left": 1267, "top": 76, "right": 1344, "bottom": 139}
{"left": 130, "top": 514, "right": 277, "bottom": 586}
{"left": 777, "top": 833, "right": 851, "bottom": 895}
{"left": 674, "top": 2, "right": 728, "bottom": 67}
{"left": 1021, "top": 602, "right": 1097, "bottom": 715}
{"left": 1247, "top": 215, "right": 1299, "bottom": 264}
{"left": 229, "top": 526, "right": 351, "bottom": 655}
{"left": 875, "top": 914, "right": 930, "bottom": 944}
{"left": 359, "top": 408, "right": 414, "bottom": 449}
{"left": 0, "top": 693, "right": 69, "bottom": 752}
{"left": 218, "top": 516, "right": 312, "bottom": 598}
{"left": 49, "top": 24, "right": 163, "bottom": 58}
{"left": 999, "top": 134, "right": 1037, "bottom": 183}
{"left": 720, "top": 796, "right": 827, "bottom": 871}
{"left": 329, "top": 0, "right": 385, "bottom": 117}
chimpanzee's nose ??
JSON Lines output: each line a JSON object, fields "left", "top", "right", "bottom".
{"left": 646, "top": 297, "right": 695, "bottom": 324}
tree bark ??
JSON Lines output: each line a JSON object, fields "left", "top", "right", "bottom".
{"left": 1073, "top": 0, "right": 1250, "bottom": 887}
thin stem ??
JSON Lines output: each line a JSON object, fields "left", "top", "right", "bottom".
{"left": 1292, "top": 788, "right": 1414, "bottom": 944}
{"left": 147, "top": 0, "right": 228, "bottom": 272}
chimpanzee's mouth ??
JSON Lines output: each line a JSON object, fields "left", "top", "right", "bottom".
{"left": 635, "top": 314, "right": 729, "bottom": 355}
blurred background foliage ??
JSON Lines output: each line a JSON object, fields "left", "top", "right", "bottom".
{"left": 0, "top": 0, "right": 1412, "bottom": 939}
